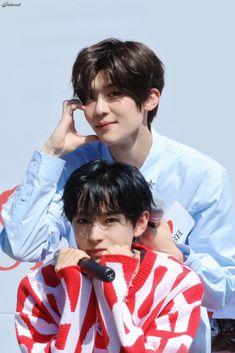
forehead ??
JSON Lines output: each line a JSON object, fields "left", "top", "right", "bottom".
{"left": 74, "top": 197, "right": 121, "bottom": 218}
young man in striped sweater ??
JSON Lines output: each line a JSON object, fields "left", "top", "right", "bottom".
{"left": 16, "top": 160, "right": 203, "bottom": 353}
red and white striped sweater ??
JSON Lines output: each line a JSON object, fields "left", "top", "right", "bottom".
{"left": 16, "top": 246, "right": 203, "bottom": 353}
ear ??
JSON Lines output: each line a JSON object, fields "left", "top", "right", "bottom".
{"left": 144, "top": 88, "right": 160, "bottom": 112}
{"left": 133, "top": 211, "right": 149, "bottom": 239}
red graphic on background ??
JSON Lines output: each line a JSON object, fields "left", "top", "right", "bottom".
{"left": 30, "top": 262, "right": 44, "bottom": 271}
{"left": 0, "top": 186, "right": 44, "bottom": 272}
{"left": 0, "top": 261, "right": 21, "bottom": 271}
{"left": 0, "top": 186, "right": 21, "bottom": 270}
{"left": 0, "top": 186, "right": 20, "bottom": 270}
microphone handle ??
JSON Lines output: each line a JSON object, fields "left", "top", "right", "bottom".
{"left": 78, "top": 258, "right": 115, "bottom": 282}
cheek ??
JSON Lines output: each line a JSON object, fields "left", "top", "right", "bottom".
{"left": 112, "top": 227, "right": 133, "bottom": 246}
{"left": 73, "top": 227, "right": 88, "bottom": 247}
{"left": 75, "top": 236, "right": 87, "bottom": 250}
{"left": 84, "top": 104, "right": 95, "bottom": 122}
{"left": 120, "top": 98, "right": 140, "bottom": 113}
{"left": 118, "top": 103, "right": 144, "bottom": 123}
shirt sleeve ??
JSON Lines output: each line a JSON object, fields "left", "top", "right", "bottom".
{"left": 0, "top": 151, "right": 70, "bottom": 262}
{"left": 93, "top": 254, "right": 203, "bottom": 353}
{"left": 184, "top": 169, "right": 235, "bottom": 311}
{"left": 15, "top": 264, "right": 96, "bottom": 353}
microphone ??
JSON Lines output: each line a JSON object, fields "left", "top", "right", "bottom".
{"left": 78, "top": 258, "right": 115, "bottom": 282}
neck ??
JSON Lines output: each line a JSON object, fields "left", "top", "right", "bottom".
{"left": 109, "top": 126, "right": 152, "bottom": 169}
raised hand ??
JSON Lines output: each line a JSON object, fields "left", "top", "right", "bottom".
{"left": 140, "top": 221, "right": 184, "bottom": 262}
{"left": 54, "top": 248, "right": 90, "bottom": 272}
{"left": 41, "top": 100, "right": 99, "bottom": 157}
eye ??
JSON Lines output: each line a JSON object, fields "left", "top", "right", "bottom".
{"left": 75, "top": 218, "right": 89, "bottom": 225}
{"left": 105, "top": 216, "right": 119, "bottom": 224}
{"left": 106, "top": 90, "right": 122, "bottom": 100}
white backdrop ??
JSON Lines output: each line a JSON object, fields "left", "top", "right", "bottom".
{"left": 0, "top": 0, "right": 235, "bottom": 351}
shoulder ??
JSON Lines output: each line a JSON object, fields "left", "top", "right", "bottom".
{"left": 137, "top": 248, "right": 203, "bottom": 304}
{"left": 63, "top": 141, "right": 110, "bottom": 165}
{"left": 61, "top": 141, "right": 112, "bottom": 179}
{"left": 152, "top": 129, "right": 225, "bottom": 178}
{"left": 152, "top": 250, "right": 202, "bottom": 287}
{"left": 137, "top": 246, "right": 201, "bottom": 287}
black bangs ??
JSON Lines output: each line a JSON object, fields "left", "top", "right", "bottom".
{"left": 75, "top": 182, "right": 124, "bottom": 221}
{"left": 63, "top": 160, "right": 156, "bottom": 225}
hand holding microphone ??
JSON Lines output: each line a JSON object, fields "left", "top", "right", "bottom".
{"left": 78, "top": 258, "right": 115, "bottom": 282}
{"left": 55, "top": 248, "right": 115, "bottom": 282}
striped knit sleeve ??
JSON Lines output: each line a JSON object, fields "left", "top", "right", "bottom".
{"left": 93, "top": 252, "right": 203, "bottom": 353}
{"left": 15, "top": 263, "right": 97, "bottom": 353}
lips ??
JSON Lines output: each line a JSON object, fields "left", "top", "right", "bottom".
{"left": 86, "top": 248, "right": 107, "bottom": 256}
{"left": 95, "top": 121, "right": 116, "bottom": 129}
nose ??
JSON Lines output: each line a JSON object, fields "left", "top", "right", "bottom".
{"left": 94, "top": 94, "right": 109, "bottom": 117}
{"left": 88, "top": 222, "right": 105, "bottom": 242}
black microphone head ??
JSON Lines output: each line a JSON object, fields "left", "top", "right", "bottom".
{"left": 103, "top": 267, "right": 116, "bottom": 282}
{"left": 79, "top": 258, "right": 116, "bottom": 282}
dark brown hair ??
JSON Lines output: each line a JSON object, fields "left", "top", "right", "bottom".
{"left": 72, "top": 38, "right": 165, "bottom": 129}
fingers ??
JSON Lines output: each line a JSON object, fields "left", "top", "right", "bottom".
{"left": 55, "top": 248, "right": 90, "bottom": 272}
{"left": 142, "top": 220, "right": 184, "bottom": 261}
{"left": 41, "top": 99, "right": 99, "bottom": 156}
{"left": 60, "top": 101, "right": 99, "bottom": 144}
{"left": 157, "top": 220, "right": 172, "bottom": 235}
{"left": 63, "top": 99, "right": 86, "bottom": 111}
{"left": 59, "top": 100, "right": 85, "bottom": 130}
{"left": 62, "top": 99, "right": 85, "bottom": 116}
{"left": 140, "top": 220, "right": 172, "bottom": 251}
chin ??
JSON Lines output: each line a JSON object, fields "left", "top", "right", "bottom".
{"left": 98, "top": 132, "right": 130, "bottom": 146}
{"left": 97, "top": 134, "right": 120, "bottom": 145}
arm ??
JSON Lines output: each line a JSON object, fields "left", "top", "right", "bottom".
{"left": 0, "top": 100, "right": 98, "bottom": 262}
{"left": 142, "top": 170, "right": 235, "bottom": 310}
{"left": 0, "top": 151, "right": 69, "bottom": 262}
{"left": 16, "top": 260, "right": 96, "bottom": 353}
{"left": 93, "top": 252, "right": 203, "bottom": 353}
{"left": 183, "top": 169, "right": 235, "bottom": 310}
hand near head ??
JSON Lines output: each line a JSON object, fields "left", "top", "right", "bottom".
{"left": 41, "top": 100, "right": 99, "bottom": 157}
{"left": 139, "top": 220, "right": 184, "bottom": 262}
{"left": 54, "top": 248, "right": 90, "bottom": 272}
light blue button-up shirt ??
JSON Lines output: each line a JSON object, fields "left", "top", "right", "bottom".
{"left": 1, "top": 128, "right": 235, "bottom": 326}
